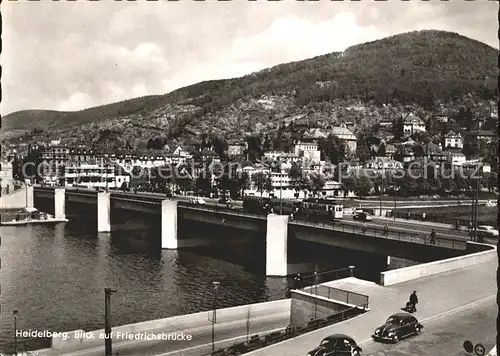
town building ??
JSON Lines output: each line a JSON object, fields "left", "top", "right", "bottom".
{"left": 227, "top": 140, "right": 247, "bottom": 157}
{"left": 447, "top": 151, "right": 467, "bottom": 166}
{"left": 379, "top": 120, "right": 393, "bottom": 129}
{"left": 402, "top": 113, "right": 426, "bottom": 136}
{"left": 293, "top": 139, "right": 321, "bottom": 164}
{"left": 476, "top": 130, "right": 496, "bottom": 144}
{"left": 363, "top": 157, "right": 403, "bottom": 170}
{"left": 329, "top": 123, "right": 357, "bottom": 154}
{"left": 444, "top": 131, "right": 463, "bottom": 149}
{"left": 384, "top": 144, "right": 396, "bottom": 159}
{"left": 63, "top": 160, "right": 130, "bottom": 189}
{"left": 462, "top": 159, "right": 492, "bottom": 174}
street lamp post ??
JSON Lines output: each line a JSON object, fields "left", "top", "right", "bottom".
{"left": 314, "top": 271, "right": 318, "bottom": 320}
{"left": 393, "top": 188, "right": 397, "bottom": 221}
{"left": 280, "top": 179, "right": 283, "bottom": 215}
{"left": 104, "top": 288, "right": 117, "bottom": 356}
{"left": 13, "top": 309, "right": 18, "bottom": 355}
{"left": 211, "top": 281, "right": 220, "bottom": 352}
{"left": 379, "top": 169, "right": 385, "bottom": 217}
{"left": 469, "top": 176, "right": 480, "bottom": 242}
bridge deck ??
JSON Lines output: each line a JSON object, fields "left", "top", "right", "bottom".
{"left": 34, "top": 188, "right": 467, "bottom": 250}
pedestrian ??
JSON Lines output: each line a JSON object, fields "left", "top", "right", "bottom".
{"left": 383, "top": 223, "right": 389, "bottom": 236}
{"left": 429, "top": 229, "right": 436, "bottom": 244}
{"left": 296, "top": 274, "right": 302, "bottom": 290}
{"left": 289, "top": 213, "right": 294, "bottom": 222}
{"left": 362, "top": 222, "right": 367, "bottom": 234}
{"left": 407, "top": 211, "right": 411, "bottom": 220}
{"left": 422, "top": 212, "right": 426, "bottom": 221}
{"left": 409, "top": 290, "right": 419, "bottom": 312}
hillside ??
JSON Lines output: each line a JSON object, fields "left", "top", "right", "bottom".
{"left": 1, "top": 30, "right": 497, "bottom": 147}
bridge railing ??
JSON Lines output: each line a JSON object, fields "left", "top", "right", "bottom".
{"left": 302, "top": 284, "right": 369, "bottom": 310}
{"left": 290, "top": 217, "right": 466, "bottom": 250}
{"left": 298, "top": 267, "right": 354, "bottom": 289}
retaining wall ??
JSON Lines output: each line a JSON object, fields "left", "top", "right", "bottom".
{"left": 0, "top": 186, "right": 27, "bottom": 209}
{"left": 290, "top": 291, "right": 352, "bottom": 326}
{"left": 48, "top": 299, "right": 290, "bottom": 351}
{"left": 380, "top": 241, "right": 496, "bottom": 286}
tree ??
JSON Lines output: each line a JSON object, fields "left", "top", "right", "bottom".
{"left": 487, "top": 172, "right": 497, "bottom": 192}
{"left": 342, "top": 175, "right": 358, "bottom": 198}
{"left": 308, "top": 172, "right": 326, "bottom": 197}
{"left": 378, "top": 142, "right": 386, "bottom": 157}
{"left": 252, "top": 172, "right": 269, "bottom": 197}
{"left": 318, "top": 135, "right": 346, "bottom": 164}
{"left": 236, "top": 171, "right": 250, "bottom": 198}
{"left": 175, "top": 163, "right": 194, "bottom": 193}
{"left": 288, "top": 163, "right": 307, "bottom": 198}
{"left": 195, "top": 167, "right": 212, "bottom": 195}
{"left": 356, "top": 175, "right": 374, "bottom": 197}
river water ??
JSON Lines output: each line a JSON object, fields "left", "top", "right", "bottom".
{"left": 0, "top": 210, "right": 415, "bottom": 351}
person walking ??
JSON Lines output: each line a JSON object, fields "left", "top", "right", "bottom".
{"left": 429, "top": 229, "right": 436, "bottom": 244}
{"left": 409, "top": 290, "right": 419, "bottom": 311}
{"left": 421, "top": 212, "right": 426, "bottom": 221}
{"left": 362, "top": 222, "right": 367, "bottom": 234}
{"left": 383, "top": 223, "right": 389, "bottom": 237}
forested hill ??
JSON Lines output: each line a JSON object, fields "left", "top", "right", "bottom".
{"left": 2, "top": 30, "right": 497, "bottom": 143}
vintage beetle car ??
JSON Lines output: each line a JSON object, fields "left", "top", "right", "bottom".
{"left": 307, "top": 334, "right": 362, "bottom": 356}
{"left": 372, "top": 313, "right": 423, "bottom": 343}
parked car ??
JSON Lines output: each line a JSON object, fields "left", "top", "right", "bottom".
{"left": 307, "top": 334, "right": 362, "bottom": 356}
{"left": 477, "top": 225, "right": 499, "bottom": 242}
{"left": 372, "top": 313, "right": 423, "bottom": 343}
{"left": 218, "top": 197, "right": 232, "bottom": 207}
{"left": 190, "top": 197, "right": 206, "bottom": 205}
{"left": 353, "top": 212, "right": 372, "bottom": 222}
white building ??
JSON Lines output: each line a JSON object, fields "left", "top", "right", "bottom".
{"left": 330, "top": 124, "right": 357, "bottom": 154}
{"left": 462, "top": 159, "right": 491, "bottom": 173}
{"left": 364, "top": 157, "right": 403, "bottom": 170}
{"left": 293, "top": 140, "right": 321, "bottom": 164}
{"left": 64, "top": 162, "right": 130, "bottom": 189}
{"left": 448, "top": 152, "right": 467, "bottom": 166}
{"left": 444, "top": 131, "right": 463, "bottom": 149}
{"left": 263, "top": 151, "right": 286, "bottom": 162}
{"left": 402, "top": 113, "right": 426, "bottom": 136}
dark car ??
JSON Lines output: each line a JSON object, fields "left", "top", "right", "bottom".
{"left": 307, "top": 334, "right": 362, "bottom": 356}
{"left": 372, "top": 313, "right": 423, "bottom": 343}
{"left": 353, "top": 211, "right": 372, "bottom": 222}
{"left": 218, "top": 197, "right": 232, "bottom": 207}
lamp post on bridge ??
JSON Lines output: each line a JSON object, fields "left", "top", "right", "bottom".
{"left": 13, "top": 309, "right": 18, "bottom": 355}
{"left": 104, "top": 288, "right": 117, "bottom": 356}
{"left": 211, "top": 281, "right": 220, "bottom": 352}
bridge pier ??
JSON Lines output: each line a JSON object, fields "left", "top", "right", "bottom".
{"left": 266, "top": 214, "right": 289, "bottom": 277}
{"left": 54, "top": 188, "right": 66, "bottom": 220}
{"left": 97, "top": 192, "right": 111, "bottom": 232}
{"left": 26, "top": 186, "right": 34, "bottom": 209}
{"left": 161, "top": 200, "right": 178, "bottom": 249}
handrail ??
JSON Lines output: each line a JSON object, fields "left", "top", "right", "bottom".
{"left": 301, "top": 284, "right": 370, "bottom": 309}
{"left": 290, "top": 216, "right": 466, "bottom": 250}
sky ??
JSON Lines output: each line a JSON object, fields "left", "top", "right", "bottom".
{"left": 2, "top": 1, "right": 498, "bottom": 116}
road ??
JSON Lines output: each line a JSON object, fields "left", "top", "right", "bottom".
{"left": 344, "top": 217, "right": 470, "bottom": 240}
{"left": 69, "top": 188, "right": 472, "bottom": 241}
{"left": 109, "top": 291, "right": 495, "bottom": 356}
{"left": 39, "top": 308, "right": 288, "bottom": 356}
{"left": 361, "top": 295, "right": 496, "bottom": 356}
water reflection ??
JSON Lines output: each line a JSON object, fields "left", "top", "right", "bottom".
{"left": 0, "top": 215, "right": 287, "bottom": 349}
